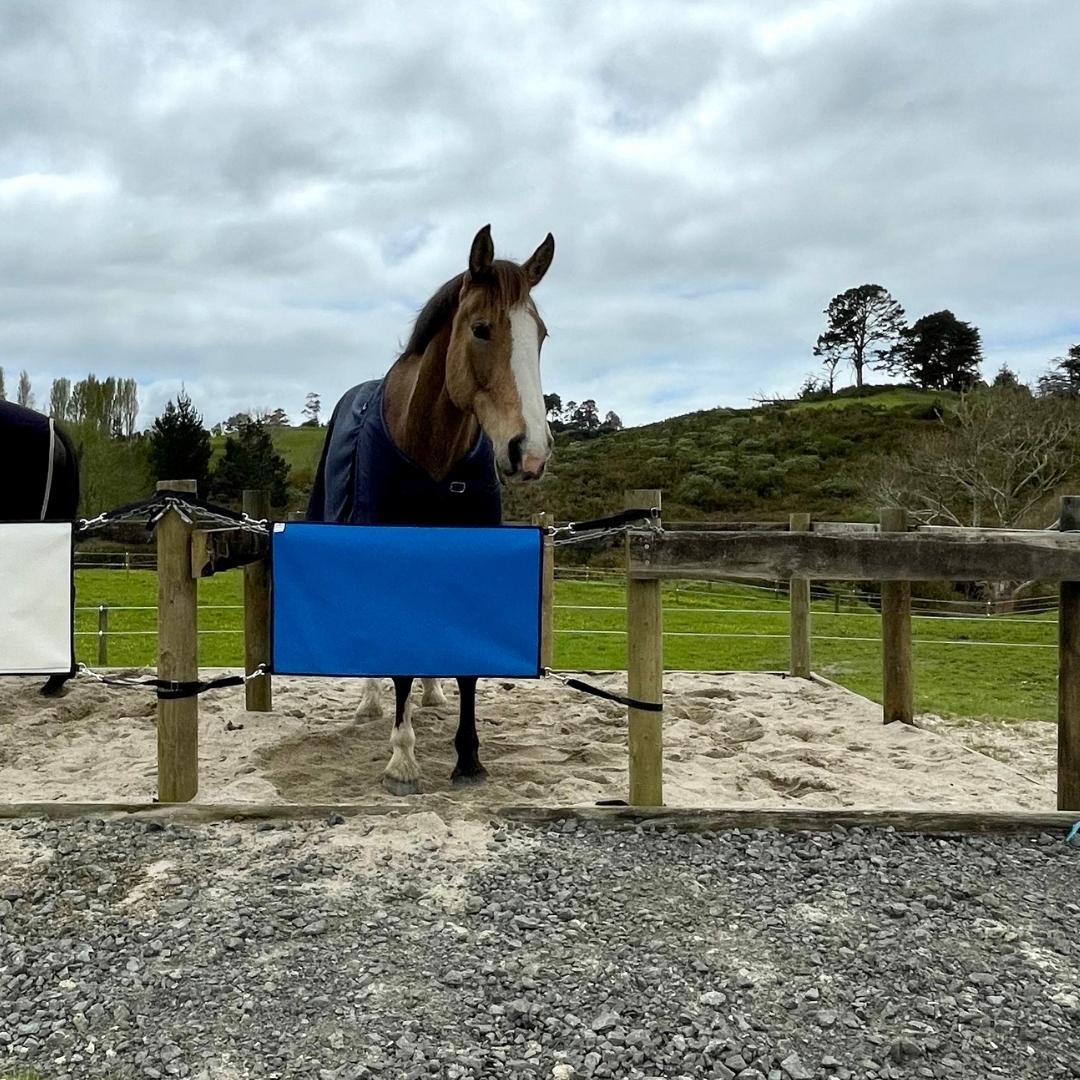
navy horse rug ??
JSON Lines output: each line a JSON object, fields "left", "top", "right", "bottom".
{"left": 306, "top": 379, "right": 502, "bottom": 527}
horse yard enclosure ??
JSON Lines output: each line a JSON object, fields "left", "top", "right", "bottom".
{"left": 2, "top": 483, "right": 1080, "bottom": 834}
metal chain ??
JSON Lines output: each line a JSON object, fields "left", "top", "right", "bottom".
{"left": 553, "top": 525, "right": 641, "bottom": 548}
{"left": 76, "top": 662, "right": 268, "bottom": 689}
{"left": 77, "top": 497, "right": 270, "bottom": 537}
{"left": 551, "top": 518, "right": 662, "bottom": 548}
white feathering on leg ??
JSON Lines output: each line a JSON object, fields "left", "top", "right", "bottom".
{"left": 355, "top": 678, "right": 385, "bottom": 719}
{"left": 385, "top": 700, "right": 420, "bottom": 784}
{"left": 420, "top": 678, "right": 448, "bottom": 707}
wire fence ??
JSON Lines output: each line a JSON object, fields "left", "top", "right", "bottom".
{"left": 72, "top": 584, "right": 1059, "bottom": 657}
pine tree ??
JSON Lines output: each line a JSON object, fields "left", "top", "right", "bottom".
{"left": 301, "top": 392, "right": 321, "bottom": 427}
{"left": 1038, "top": 344, "right": 1080, "bottom": 399}
{"left": 992, "top": 365, "right": 1024, "bottom": 391}
{"left": 148, "top": 390, "right": 212, "bottom": 489}
{"left": 889, "top": 310, "right": 982, "bottom": 391}
{"left": 210, "top": 418, "right": 290, "bottom": 508}
{"left": 814, "top": 285, "right": 906, "bottom": 389}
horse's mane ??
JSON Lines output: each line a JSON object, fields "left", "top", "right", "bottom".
{"left": 398, "top": 260, "right": 531, "bottom": 362}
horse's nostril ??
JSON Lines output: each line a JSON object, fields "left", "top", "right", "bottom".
{"left": 508, "top": 434, "right": 525, "bottom": 472}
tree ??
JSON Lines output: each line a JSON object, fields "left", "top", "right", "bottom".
{"left": 148, "top": 390, "right": 212, "bottom": 489}
{"left": 210, "top": 418, "right": 290, "bottom": 508}
{"left": 222, "top": 411, "right": 251, "bottom": 434}
{"left": 49, "top": 378, "right": 72, "bottom": 420}
{"left": 117, "top": 377, "right": 139, "bottom": 436}
{"left": 568, "top": 399, "right": 600, "bottom": 432}
{"left": 301, "top": 392, "right": 321, "bottom": 427}
{"left": 813, "top": 284, "right": 906, "bottom": 389}
{"left": 887, "top": 310, "right": 982, "bottom": 391}
{"left": 820, "top": 352, "right": 841, "bottom": 394}
{"left": 265, "top": 407, "right": 290, "bottom": 427}
{"left": 0, "top": 367, "right": 5, "bottom": 400}
{"left": 872, "top": 387, "right": 1080, "bottom": 530}
{"left": 1038, "top": 344, "right": 1080, "bottom": 399}
{"left": 992, "top": 364, "right": 1023, "bottom": 390}
{"left": 544, "top": 393, "right": 563, "bottom": 422}
{"left": 17, "top": 370, "right": 33, "bottom": 409}
{"left": 600, "top": 410, "right": 623, "bottom": 433}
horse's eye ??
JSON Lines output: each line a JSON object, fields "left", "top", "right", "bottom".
{"left": 472, "top": 323, "right": 491, "bottom": 341}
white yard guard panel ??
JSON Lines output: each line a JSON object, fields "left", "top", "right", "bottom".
{"left": 0, "top": 521, "right": 73, "bottom": 675}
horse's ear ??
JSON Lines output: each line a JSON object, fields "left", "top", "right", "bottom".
{"left": 468, "top": 224, "right": 495, "bottom": 281}
{"left": 523, "top": 233, "right": 555, "bottom": 288}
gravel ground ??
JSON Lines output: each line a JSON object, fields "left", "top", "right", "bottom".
{"left": 1, "top": 812, "right": 1078, "bottom": 1080}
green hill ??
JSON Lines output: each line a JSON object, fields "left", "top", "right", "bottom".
{"left": 502, "top": 385, "right": 955, "bottom": 524}
{"left": 263, "top": 386, "right": 955, "bottom": 524}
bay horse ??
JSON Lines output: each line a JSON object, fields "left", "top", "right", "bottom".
{"left": 0, "top": 400, "right": 81, "bottom": 695}
{"left": 307, "top": 225, "right": 555, "bottom": 795}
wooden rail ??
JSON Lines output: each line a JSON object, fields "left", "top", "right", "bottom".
{"left": 628, "top": 528, "right": 1080, "bottom": 582}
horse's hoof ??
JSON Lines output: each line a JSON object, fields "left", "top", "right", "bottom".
{"left": 39, "top": 677, "right": 71, "bottom": 698}
{"left": 420, "top": 682, "right": 448, "bottom": 708}
{"left": 451, "top": 767, "right": 488, "bottom": 787}
{"left": 383, "top": 776, "right": 420, "bottom": 796}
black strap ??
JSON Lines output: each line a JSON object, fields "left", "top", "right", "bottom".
{"left": 564, "top": 677, "right": 663, "bottom": 713}
{"left": 93, "top": 673, "right": 246, "bottom": 699}
{"left": 566, "top": 508, "right": 656, "bottom": 533}
{"left": 155, "top": 675, "right": 246, "bottom": 700}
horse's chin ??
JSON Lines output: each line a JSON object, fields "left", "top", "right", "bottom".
{"left": 498, "top": 470, "right": 543, "bottom": 486}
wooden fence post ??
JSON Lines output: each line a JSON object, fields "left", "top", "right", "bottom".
{"left": 626, "top": 489, "right": 663, "bottom": 806}
{"left": 532, "top": 511, "right": 555, "bottom": 670}
{"left": 243, "top": 488, "right": 273, "bottom": 712}
{"left": 880, "top": 507, "right": 914, "bottom": 725}
{"left": 156, "top": 479, "right": 200, "bottom": 801}
{"left": 789, "top": 513, "right": 811, "bottom": 678}
{"left": 97, "top": 604, "right": 109, "bottom": 666}
{"left": 1057, "top": 496, "right": 1080, "bottom": 810}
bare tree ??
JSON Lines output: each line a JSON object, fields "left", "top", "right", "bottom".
{"left": 872, "top": 388, "right": 1080, "bottom": 530}
{"left": 870, "top": 388, "right": 1080, "bottom": 601}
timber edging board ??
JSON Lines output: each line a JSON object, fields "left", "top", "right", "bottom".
{"left": 498, "top": 806, "right": 1080, "bottom": 836}
{"left": 629, "top": 530, "right": 1080, "bottom": 582}
{"left": 0, "top": 802, "right": 1076, "bottom": 837}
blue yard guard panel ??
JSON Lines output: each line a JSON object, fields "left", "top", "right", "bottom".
{"left": 270, "top": 523, "right": 544, "bottom": 678}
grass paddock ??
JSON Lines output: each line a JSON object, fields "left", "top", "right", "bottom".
{"left": 70, "top": 570, "right": 1057, "bottom": 724}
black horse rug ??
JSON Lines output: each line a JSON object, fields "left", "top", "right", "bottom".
{"left": 306, "top": 379, "right": 502, "bottom": 527}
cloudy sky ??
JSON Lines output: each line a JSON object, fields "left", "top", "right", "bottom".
{"left": 0, "top": 0, "right": 1077, "bottom": 430}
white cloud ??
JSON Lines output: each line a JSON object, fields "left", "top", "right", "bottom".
{"left": 0, "top": 0, "right": 1077, "bottom": 431}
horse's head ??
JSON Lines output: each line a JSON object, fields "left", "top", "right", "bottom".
{"left": 445, "top": 225, "right": 555, "bottom": 482}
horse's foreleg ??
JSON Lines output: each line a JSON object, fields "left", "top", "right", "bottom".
{"left": 450, "top": 676, "right": 486, "bottom": 785}
{"left": 420, "top": 678, "right": 448, "bottom": 707}
{"left": 383, "top": 676, "right": 421, "bottom": 796}
{"left": 355, "top": 677, "right": 384, "bottom": 719}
